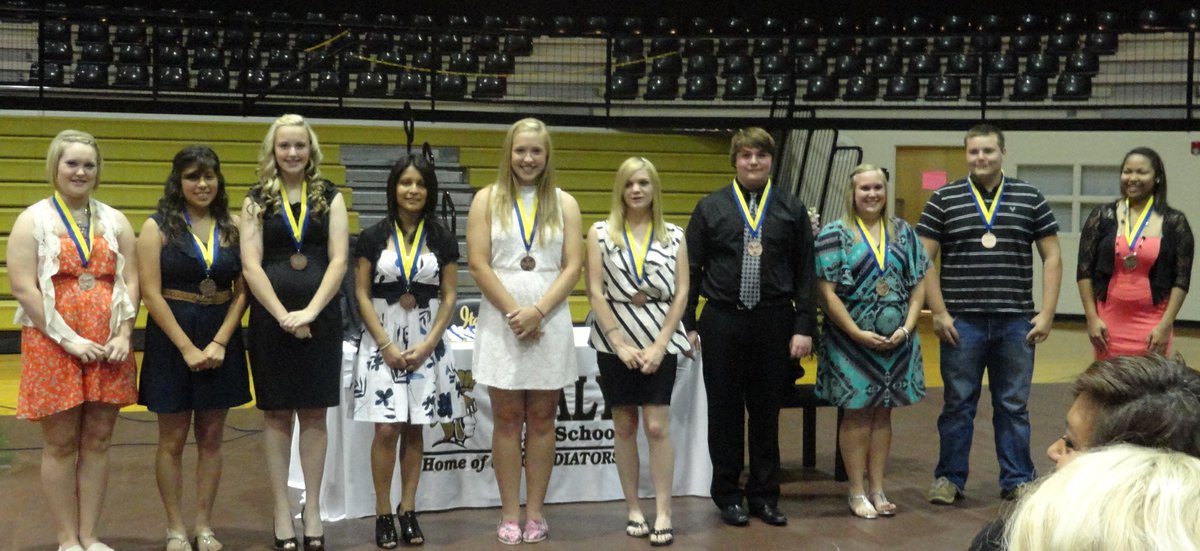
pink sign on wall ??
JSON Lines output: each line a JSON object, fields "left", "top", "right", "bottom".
{"left": 922, "top": 170, "right": 948, "bottom": 190}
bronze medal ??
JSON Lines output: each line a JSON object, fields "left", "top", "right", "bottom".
{"left": 876, "top": 279, "right": 890, "bottom": 297}
{"left": 980, "top": 232, "right": 997, "bottom": 249}
{"left": 746, "top": 238, "right": 764, "bottom": 257}
{"left": 631, "top": 291, "right": 648, "bottom": 307}
{"left": 199, "top": 277, "right": 218, "bottom": 297}
{"left": 399, "top": 293, "right": 417, "bottom": 310}
{"left": 1123, "top": 254, "right": 1138, "bottom": 270}
{"left": 520, "top": 255, "right": 536, "bottom": 271}
{"left": 290, "top": 252, "right": 307, "bottom": 270}
{"left": 78, "top": 272, "right": 96, "bottom": 291}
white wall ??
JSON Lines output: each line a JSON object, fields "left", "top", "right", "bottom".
{"left": 839, "top": 129, "right": 1200, "bottom": 322}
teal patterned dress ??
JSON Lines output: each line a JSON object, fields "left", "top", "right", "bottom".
{"left": 814, "top": 218, "right": 929, "bottom": 409}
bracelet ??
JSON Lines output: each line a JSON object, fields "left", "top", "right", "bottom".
{"left": 532, "top": 305, "right": 546, "bottom": 319}
{"left": 899, "top": 327, "right": 911, "bottom": 342}
{"left": 211, "top": 340, "right": 227, "bottom": 347}
{"left": 379, "top": 340, "right": 395, "bottom": 351}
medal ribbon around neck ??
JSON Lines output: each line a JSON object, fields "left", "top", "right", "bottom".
{"left": 1123, "top": 196, "right": 1155, "bottom": 254}
{"left": 855, "top": 216, "right": 888, "bottom": 274}
{"left": 184, "top": 211, "right": 218, "bottom": 276}
{"left": 279, "top": 180, "right": 310, "bottom": 253}
{"left": 731, "top": 179, "right": 773, "bottom": 239}
{"left": 392, "top": 219, "right": 426, "bottom": 287}
{"left": 622, "top": 223, "right": 655, "bottom": 285}
{"left": 52, "top": 191, "right": 93, "bottom": 267}
{"left": 513, "top": 194, "right": 539, "bottom": 257}
{"left": 967, "top": 173, "right": 1006, "bottom": 234}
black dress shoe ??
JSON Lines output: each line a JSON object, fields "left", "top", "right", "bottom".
{"left": 376, "top": 514, "right": 398, "bottom": 549}
{"left": 719, "top": 504, "right": 750, "bottom": 526}
{"left": 750, "top": 503, "right": 788, "bottom": 526}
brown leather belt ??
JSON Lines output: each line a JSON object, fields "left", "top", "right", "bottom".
{"left": 161, "top": 288, "right": 232, "bottom": 305}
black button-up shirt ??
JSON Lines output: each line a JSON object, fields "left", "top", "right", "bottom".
{"left": 684, "top": 181, "right": 817, "bottom": 336}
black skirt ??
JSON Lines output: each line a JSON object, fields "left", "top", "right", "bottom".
{"left": 596, "top": 351, "right": 678, "bottom": 406}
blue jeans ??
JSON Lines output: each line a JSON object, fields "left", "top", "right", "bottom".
{"left": 934, "top": 315, "right": 1037, "bottom": 492}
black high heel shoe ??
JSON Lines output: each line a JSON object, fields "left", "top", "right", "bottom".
{"left": 376, "top": 514, "right": 398, "bottom": 549}
{"left": 273, "top": 531, "right": 298, "bottom": 551}
{"left": 398, "top": 510, "right": 425, "bottom": 546}
{"left": 302, "top": 535, "right": 324, "bottom": 551}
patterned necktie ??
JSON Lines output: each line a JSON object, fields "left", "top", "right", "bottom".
{"left": 739, "top": 194, "right": 761, "bottom": 309}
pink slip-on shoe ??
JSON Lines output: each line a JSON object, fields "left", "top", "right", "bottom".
{"left": 522, "top": 519, "right": 549, "bottom": 543}
{"left": 496, "top": 520, "right": 522, "bottom": 545}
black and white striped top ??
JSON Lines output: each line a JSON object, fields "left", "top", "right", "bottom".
{"left": 916, "top": 176, "right": 1059, "bottom": 316}
{"left": 588, "top": 221, "right": 691, "bottom": 354}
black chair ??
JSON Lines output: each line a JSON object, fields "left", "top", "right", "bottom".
{"left": 883, "top": 75, "right": 919, "bottom": 100}
{"left": 239, "top": 68, "right": 270, "bottom": 91}
{"left": 481, "top": 15, "right": 505, "bottom": 32}
{"left": 1025, "top": 53, "right": 1059, "bottom": 76}
{"left": 1056, "top": 12, "right": 1084, "bottom": 31}
{"left": 73, "top": 63, "right": 108, "bottom": 87}
{"left": 795, "top": 17, "right": 822, "bottom": 35}
{"left": 861, "top": 37, "right": 893, "bottom": 56}
{"left": 754, "top": 38, "right": 784, "bottom": 56}
{"left": 687, "top": 17, "right": 714, "bottom": 36}
{"left": 967, "top": 75, "right": 1004, "bottom": 100}
{"left": 790, "top": 36, "right": 818, "bottom": 54}
{"left": 1065, "top": 52, "right": 1099, "bottom": 74}
{"left": 437, "top": 34, "right": 463, "bottom": 54}
{"left": 926, "top": 75, "right": 961, "bottom": 100}
{"left": 1053, "top": 73, "right": 1091, "bottom": 100}
{"left": 222, "top": 29, "right": 249, "bottom": 49}
{"left": 759, "top": 54, "right": 790, "bottom": 76}
{"left": 823, "top": 36, "right": 855, "bottom": 56}
{"left": 942, "top": 14, "right": 970, "bottom": 33}
{"left": 196, "top": 67, "right": 229, "bottom": 91}
{"left": 585, "top": 16, "right": 610, "bottom": 35}
{"left": 157, "top": 45, "right": 187, "bottom": 68}
{"left": 41, "top": 40, "right": 72, "bottom": 64}
{"left": 80, "top": 42, "right": 112, "bottom": 64}
{"left": 393, "top": 71, "right": 428, "bottom": 98}
{"left": 615, "top": 54, "right": 645, "bottom": 76}
{"left": 651, "top": 55, "right": 682, "bottom": 76}
{"left": 504, "top": 35, "right": 533, "bottom": 56}
{"left": 259, "top": 31, "right": 290, "bottom": 49}
{"left": 187, "top": 27, "right": 219, "bottom": 48}
{"left": 652, "top": 17, "right": 680, "bottom": 36}
{"left": 192, "top": 47, "right": 224, "bottom": 69}
{"left": 831, "top": 54, "right": 864, "bottom": 77}
{"left": 77, "top": 22, "right": 108, "bottom": 44}
{"left": 340, "top": 49, "right": 369, "bottom": 72}
{"left": 296, "top": 30, "right": 325, "bottom": 49}
{"left": 987, "top": 52, "right": 1019, "bottom": 76}
{"left": 516, "top": 15, "right": 543, "bottom": 33}
{"left": 1016, "top": 13, "right": 1046, "bottom": 32}
{"left": 28, "top": 62, "right": 64, "bottom": 85}
{"left": 1094, "top": 11, "right": 1121, "bottom": 31}
{"left": 482, "top": 52, "right": 514, "bottom": 74}
{"left": 551, "top": 16, "right": 576, "bottom": 35}
{"left": 907, "top": 53, "right": 940, "bottom": 76}
{"left": 275, "top": 71, "right": 310, "bottom": 93}
{"left": 946, "top": 53, "right": 979, "bottom": 75}
{"left": 1008, "top": 34, "right": 1041, "bottom": 55}
{"left": 374, "top": 50, "right": 405, "bottom": 73}
{"left": 717, "top": 38, "right": 748, "bottom": 55}
{"left": 722, "top": 74, "right": 756, "bottom": 100}
{"left": 113, "top": 24, "right": 145, "bottom": 45}
{"left": 722, "top": 54, "right": 753, "bottom": 76}
{"left": 867, "top": 16, "right": 895, "bottom": 34}
{"left": 1183, "top": 8, "right": 1200, "bottom": 30}
{"left": 871, "top": 53, "right": 902, "bottom": 77}
{"left": 643, "top": 74, "right": 678, "bottom": 99}
{"left": 227, "top": 49, "right": 259, "bottom": 70}
{"left": 803, "top": 74, "right": 837, "bottom": 100}
{"left": 364, "top": 31, "right": 393, "bottom": 53}
{"left": 933, "top": 36, "right": 964, "bottom": 55}
{"left": 649, "top": 38, "right": 680, "bottom": 55}
{"left": 154, "top": 26, "right": 183, "bottom": 46}
{"left": 979, "top": 14, "right": 1007, "bottom": 33}
{"left": 266, "top": 49, "right": 297, "bottom": 71}
{"left": 411, "top": 14, "right": 434, "bottom": 29}
{"left": 354, "top": 72, "right": 388, "bottom": 96}
{"left": 683, "top": 38, "right": 714, "bottom": 56}
{"left": 1138, "top": 9, "right": 1167, "bottom": 30}
{"left": 302, "top": 50, "right": 331, "bottom": 70}
{"left": 315, "top": 70, "right": 345, "bottom": 95}
{"left": 795, "top": 54, "right": 827, "bottom": 77}
{"left": 829, "top": 16, "right": 854, "bottom": 34}
{"left": 473, "top": 76, "right": 506, "bottom": 98}
{"left": 1010, "top": 74, "right": 1048, "bottom": 100}
{"left": 401, "top": 33, "right": 430, "bottom": 53}
{"left": 113, "top": 64, "right": 148, "bottom": 88}
{"left": 904, "top": 15, "right": 933, "bottom": 34}
{"left": 721, "top": 16, "right": 749, "bottom": 35}
{"left": 433, "top": 74, "right": 467, "bottom": 99}
{"left": 1046, "top": 33, "right": 1079, "bottom": 54}
{"left": 42, "top": 20, "right": 70, "bottom": 42}
{"left": 471, "top": 35, "right": 500, "bottom": 54}
{"left": 1084, "top": 32, "right": 1118, "bottom": 55}
{"left": 682, "top": 74, "right": 717, "bottom": 99}
{"left": 843, "top": 74, "right": 878, "bottom": 101}
{"left": 607, "top": 74, "right": 639, "bottom": 99}
{"left": 613, "top": 37, "right": 644, "bottom": 55}
{"left": 448, "top": 52, "right": 478, "bottom": 74}
{"left": 760, "top": 16, "right": 788, "bottom": 35}
{"left": 619, "top": 16, "right": 644, "bottom": 36}
{"left": 897, "top": 37, "right": 928, "bottom": 55}
{"left": 410, "top": 51, "right": 440, "bottom": 73}
{"left": 686, "top": 54, "right": 716, "bottom": 76}
{"left": 762, "top": 74, "right": 794, "bottom": 99}
{"left": 970, "top": 34, "right": 1002, "bottom": 53}
{"left": 157, "top": 65, "right": 188, "bottom": 89}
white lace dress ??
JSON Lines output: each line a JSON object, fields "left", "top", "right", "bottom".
{"left": 472, "top": 187, "right": 577, "bottom": 390}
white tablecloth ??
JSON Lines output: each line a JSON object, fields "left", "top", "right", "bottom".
{"left": 288, "top": 327, "right": 711, "bottom": 520}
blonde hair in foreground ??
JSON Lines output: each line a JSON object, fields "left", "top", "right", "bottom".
{"left": 606, "top": 157, "right": 669, "bottom": 249}
{"left": 488, "top": 117, "right": 562, "bottom": 242}
{"left": 253, "top": 113, "right": 330, "bottom": 218}
{"left": 46, "top": 129, "right": 102, "bottom": 189}
{"left": 1005, "top": 443, "right": 1200, "bottom": 551}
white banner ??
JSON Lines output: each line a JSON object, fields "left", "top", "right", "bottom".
{"left": 289, "top": 328, "right": 711, "bottom": 520}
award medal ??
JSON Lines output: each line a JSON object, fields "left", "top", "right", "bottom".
{"left": 52, "top": 192, "right": 95, "bottom": 291}
{"left": 280, "top": 181, "right": 310, "bottom": 271}
{"left": 968, "top": 174, "right": 1006, "bottom": 249}
{"left": 856, "top": 216, "right": 890, "bottom": 297}
{"left": 392, "top": 218, "right": 427, "bottom": 310}
{"left": 186, "top": 211, "right": 220, "bottom": 297}
{"left": 623, "top": 223, "right": 655, "bottom": 307}
{"left": 514, "top": 193, "right": 539, "bottom": 271}
{"left": 1121, "top": 197, "right": 1154, "bottom": 271}
{"left": 732, "top": 179, "right": 772, "bottom": 258}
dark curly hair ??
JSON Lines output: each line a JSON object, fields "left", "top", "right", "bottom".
{"left": 155, "top": 145, "right": 238, "bottom": 245}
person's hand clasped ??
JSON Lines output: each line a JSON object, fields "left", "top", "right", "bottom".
{"left": 638, "top": 344, "right": 666, "bottom": 375}
{"left": 201, "top": 341, "right": 226, "bottom": 370}
{"left": 380, "top": 341, "right": 407, "bottom": 371}
{"left": 932, "top": 311, "right": 960, "bottom": 346}
{"left": 102, "top": 334, "right": 131, "bottom": 363}
{"left": 1026, "top": 311, "right": 1053, "bottom": 345}
{"left": 292, "top": 324, "right": 312, "bottom": 339}
{"left": 182, "top": 344, "right": 209, "bottom": 371}
{"left": 506, "top": 305, "right": 544, "bottom": 340}
{"left": 279, "top": 308, "right": 317, "bottom": 332}
{"left": 852, "top": 328, "right": 891, "bottom": 352}
{"left": 399, "top": 341, "right": 434, "bottom": 372}
{"left": 614, "top": 342, "right": 641, "bottom": 370}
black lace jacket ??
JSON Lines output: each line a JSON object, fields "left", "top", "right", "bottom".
{"left": 1076, "top": 201, "right": 1194, "bottom": 305}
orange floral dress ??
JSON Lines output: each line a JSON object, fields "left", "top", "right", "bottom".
{"left": 17, "top": 235, "right": 137, "bottom": 419}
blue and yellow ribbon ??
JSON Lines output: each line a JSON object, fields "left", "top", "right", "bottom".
{"left": 279, "top": 180, "right": 309, "bottom": 253}
{"left": 392, "top": 219, "right": 426, "bottom": 286}
{"left": 185, "top": 211, "right": 218, "bottom": 276}
{"left": 1123, "top": 196, "right": 1155, "bottom": 254}
{"left": 514, "top": 195, "right": 539, "bottom": 256}
{"left": 731, "top": 180, "right": 772, "bottom": 239}
{"left": 967, "top": 173, "right": 1006, "bottom": 234}
{"left": 622, "top": 223, "right": 654, "bottom": 285}
{"left": 855, "top": 216, "right": 887, "bottom": 273}
{"left": 52, "top": 191, "right": 93, "bottom": 267}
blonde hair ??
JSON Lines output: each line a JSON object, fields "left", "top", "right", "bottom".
{"left": 487, "top": 118, "right": 562, "bottom": 242}
{"left": 252, "top": 114, "right": 329, "bottom": 218}
{"left": 605, "top": 157, "right": 669, "bottom": 250}
{"left": 46, "top": 129, "right": 101, "bottom": 190}
{"left": 1006, "top": 444, "right": 1200, "bottom": 551}
{"left": 841, "top": 163, "right": 895, "bottom": 243}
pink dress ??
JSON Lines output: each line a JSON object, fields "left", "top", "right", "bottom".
{"left": 1095, "top": 235, "right": 1171, "bottom": 359}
